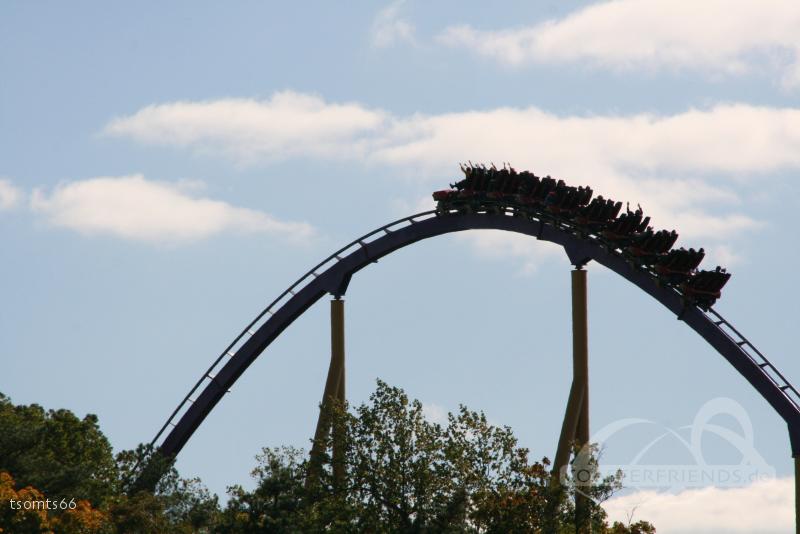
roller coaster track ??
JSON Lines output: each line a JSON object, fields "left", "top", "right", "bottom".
{"left": 150, "top": 208, "right": 800, "bottom": 458}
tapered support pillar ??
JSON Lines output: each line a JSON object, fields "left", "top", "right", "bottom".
{"left": 552, "top": 269, "right": 591, "bottom": 533}
{"left": 795, "top": 456, "right": 799, "bottom": 534}
{"left": 572, "top": 269, "right": 591, "bottom": 533}
{"left": 307, "top": 298, "right": 346, "bottom": 490}
{"left": 330, "top": 299, "right": 346, "bottom": 490}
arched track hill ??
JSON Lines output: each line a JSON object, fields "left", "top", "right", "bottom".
{"left": 149, "top": 208, "right": 800, "bottom": 459}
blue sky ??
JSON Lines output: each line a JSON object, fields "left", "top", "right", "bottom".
{"left": 2, "top": 1, "right": 800, "bottom": 531}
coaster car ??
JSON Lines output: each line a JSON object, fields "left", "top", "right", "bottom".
{"left": 682, "top": 267, "right": 731, "bottom": 309}
{"left": 602, "top": 209, "right": 651, "bottom": 244}
{"left": 655, "top": 247, "right": 705, "bottom": 283}
{"left": 432, "top": 162, "right": 732, "bottom": 306}
{"left": 627, "top": 229, "right": 679, "bottom": 262}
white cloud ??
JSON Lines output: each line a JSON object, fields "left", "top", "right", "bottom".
{"left": 107, "top": 93, "right": 800, "bottom": 263}
{"left": 390, "top": 194, "right": 435, "bottom": 216}
{"left": 106, "top": 95, "right": 800, "bottom": 185}
{"left": 30, "top": 175, "right": 314, "bottom": 244}
{"left": 705, "top": 244, "right": 742, "bottom": 268}
{"left": 456, "top": 231, "right": 564, "bottom": 275}
{"left": 374, "top": 104, "right": 800, "bottom": 178}
{"left": 105, "top": 92, "right": 387, "bottom": 164}
{"left": 372, "top": 104, "right": 796, "bottom": 241}
{"left": 371, "top": 0, "right": 415, "bottom": 48}
{"left": 0, "top": 179, "right": 22, "bottom": 210}
{"left": 603, "top": 477, "right": 793, "bottom": 533}
{"left": 437, "top": 0, "right": 800, "bottom": 88}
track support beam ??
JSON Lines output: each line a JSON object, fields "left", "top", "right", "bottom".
{"left": 151, "top": 211, "right": 800, "bottom": 526}
{"left": 307, "top": 298, "right": 346, "bottom": 491}
{"left": 794, "top": 456, "right": 800, "bottom": 534}
{"left": 331, "top": 298, "right": 346, "bottom": 491}
{"left": 553, "top": 268, "right": 591, "bottom": 533}
{"left": 573, "top": 268, "right": 591, "bottom": 534}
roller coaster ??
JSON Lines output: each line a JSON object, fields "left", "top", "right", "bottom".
{"left": 434, "top": 163, "right": 729, "bottom": 309}
{"left": 145, "top": 165, "right": 800, "bottom": 531}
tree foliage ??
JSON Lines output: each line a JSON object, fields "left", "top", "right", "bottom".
{"left": 0, "top": 470, "right": 111, "bottom": 534}
{"left": 217, "top": 380, "right": 655, "bottom": 533}
{"left": 0, "top": 393, "right": 218, "bottom": 534}
{"left": 0, "top": 384, "right": 655, "bottom": 533}
{"left": 0, "top": 393, "right": 117, "bottom": 507}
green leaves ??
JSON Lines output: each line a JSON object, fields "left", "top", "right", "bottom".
{"left": 0, "top": 385, "right": 655, "bottom": 533}
{"left": 0, "top": 393, "right": 219, "bottom": 534}
{"left": 218, "top": 380, "right": 650, "bottom": 533}
{"left": 0, "top": 393, "right": 117, "bottom": 507}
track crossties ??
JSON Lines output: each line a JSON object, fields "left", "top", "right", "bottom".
{"left": 145, "top": 168, "right": 800, "bottom": 472}
{"left": 434, "top": 163, "right": 730, "bottom": 309}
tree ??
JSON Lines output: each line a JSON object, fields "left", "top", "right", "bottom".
{"left": 0, "top": 471, "right": 52, "bottom": 534}
{"left": 0, "top": 470, "right": 111, "bottom": 534}
{"left": 113, "top": 443, "right": 220, "bottom": 533}
{"left": 609, "top": 521, "right": 657, "bottom": 534}
{"left": 1, "top": 386, "right": 655, "bottom": 533}
{"left": 0, "top": 393, "right": 117, "bottom": 507}
{"left": 219, "top": 380, "right": 655, "bottom": 533}
{"left": 217, "top": 447, "right": 308, "bottom": 534}
{"left": 0, "top": 393, "right": 220, "bottom": 534}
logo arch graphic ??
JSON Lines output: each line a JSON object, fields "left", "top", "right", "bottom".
{"left": 150, "top": 210, "right": 800, "bottom": 458}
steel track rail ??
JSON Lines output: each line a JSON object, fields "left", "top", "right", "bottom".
{"left": 150, "top": 209, "right": 800, "bottom": 459}
{"left": 149, "top": 210, "right": 440, "bottom": 449}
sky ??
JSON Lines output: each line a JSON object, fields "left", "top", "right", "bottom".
{"left": 2, "top": 1, "right": 800, "bottom": 532}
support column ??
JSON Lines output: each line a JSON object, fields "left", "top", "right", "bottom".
{"left": 552, "top": 381, "right": 585, "bottom": 484}
{"left": 307, "top": 298, "right": 346, "bottom": 490}
{"left": 795, "top": 456, "right": 799, "bottom": 534}
{"left": 331, "top": 298, "right": 346, "bottom": 491}
{"left": 552, "top": 269, "right": 591, "bottom": 533}
{"left": 572, "top": 269, "right": 591, "bottom": 534}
